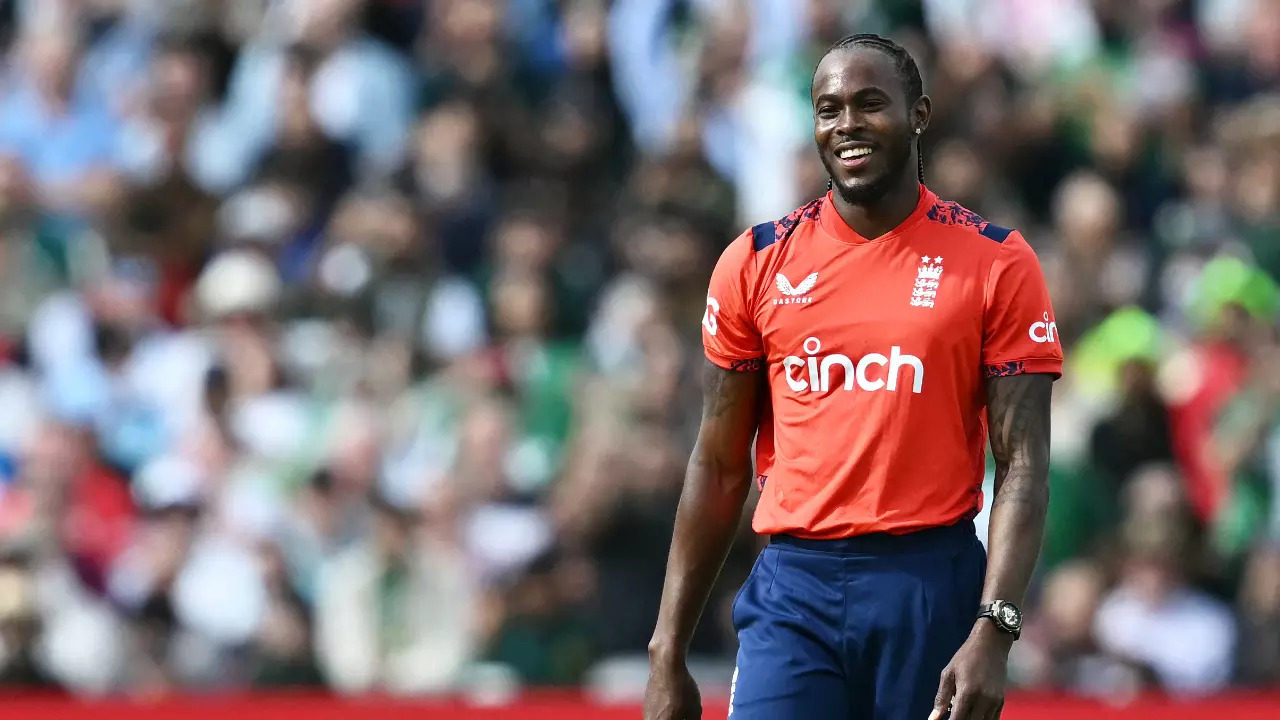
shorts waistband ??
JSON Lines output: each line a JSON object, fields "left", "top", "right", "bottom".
{"left": 769, "top": 520, "right": 976, "bottom": 555}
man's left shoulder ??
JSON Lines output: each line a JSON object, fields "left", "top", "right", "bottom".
{"left": 920, "top": 195, "right": 1022, "bottom": 248}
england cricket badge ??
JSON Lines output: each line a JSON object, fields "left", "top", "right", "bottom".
{"left": 910, "top": 255, "right": 943, "bottom": 308}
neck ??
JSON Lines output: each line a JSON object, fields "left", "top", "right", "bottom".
{"left": 833, "top": 174, "right": 921, "bottom": 240}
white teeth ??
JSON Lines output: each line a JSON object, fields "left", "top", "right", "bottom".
{"left": 838, "top": 148, "right": 873, "bottom": 159}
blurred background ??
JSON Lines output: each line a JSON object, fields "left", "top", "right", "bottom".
{"left": 0, "top": 0, "right": 1276, "bottom": 712}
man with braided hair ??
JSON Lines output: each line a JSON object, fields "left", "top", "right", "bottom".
{"left": 644, "top": 34, "right": 1062, "bottom": 720}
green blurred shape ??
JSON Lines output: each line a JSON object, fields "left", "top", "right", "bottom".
{"left": 1068, "top": 305, "right": 1165, "bottom": 397}
{"left": 1190, "top": 255, "right": 1280, "bottom": 327}
{"left": 1041, "top": 461, "right": 1118, "bottom": 573}
{"left": 1213, "top": 468, "right": 1271, "bottom": 561}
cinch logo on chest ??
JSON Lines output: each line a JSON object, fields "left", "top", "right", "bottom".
{"left": 783, "top": 337, "right": 924, "bottom": 394}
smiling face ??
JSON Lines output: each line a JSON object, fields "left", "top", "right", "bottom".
{"left": 812, "top": 46, "right": 929, "bottom": 206}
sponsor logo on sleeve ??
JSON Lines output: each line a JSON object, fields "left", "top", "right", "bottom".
{"left": 1028, "top": 312, "right": 1058, "bottom": 343}
{"left": 702, "top": 296, "right": 720, "bottom": 335}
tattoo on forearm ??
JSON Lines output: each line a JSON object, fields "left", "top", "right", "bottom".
{"left": 986, "top": 373, "right": 1052, "bottom": 509}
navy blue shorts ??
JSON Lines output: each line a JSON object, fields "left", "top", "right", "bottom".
{"left": 728, "top": 521, "right": 987, "bottom": 720}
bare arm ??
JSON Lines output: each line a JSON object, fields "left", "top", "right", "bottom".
{"left": 648, "top": 359, "right": 765, "bottom": 661}
{"left": 979, "top": 372, "right": 1054, "bottom": 634}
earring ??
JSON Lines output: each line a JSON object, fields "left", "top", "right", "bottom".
{"left": 915, "top": 128, "right": 922, "bottom": 135}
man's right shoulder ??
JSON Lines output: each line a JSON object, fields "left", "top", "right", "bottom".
{"left": 747, "top": 197, "right": 826, "bottom": 252}
{"left": 719, "top": 197, "right": 827, "bottom": 268}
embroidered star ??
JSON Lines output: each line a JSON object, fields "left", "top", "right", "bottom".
{"left": 921, "top": 255, "right": 931, "bottom": 264}
{"left": 934, "top": 256, "right": 943, "bottom": 264}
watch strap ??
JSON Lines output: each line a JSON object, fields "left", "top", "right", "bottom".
{"left": 977, "top": 601, "right": 1021, "bottom": 639}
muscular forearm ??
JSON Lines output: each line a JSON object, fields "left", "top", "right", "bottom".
{"left": 649, "top": 453, "right": 752, "bottom": 659}
{"left": 979, "top": 373, "right": 1053, "bottom": 626}
{"left": 981, "top": 465, "right": 1049, "bottom": 609}
{"left": 650, "top": 361, "right": 762, "bottom": 661}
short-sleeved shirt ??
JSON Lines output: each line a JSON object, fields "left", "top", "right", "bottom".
{"left": 702, "top": 186, "right": 1063, "bottom": 539}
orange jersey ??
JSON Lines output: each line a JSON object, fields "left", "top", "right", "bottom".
{"left": 702, "top": 186, "right": 1063, "bottom": 539}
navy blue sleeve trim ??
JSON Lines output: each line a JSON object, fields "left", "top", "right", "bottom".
{"left": 979, "top": 224, "right": 1014, "bottom": 243}
{"left": 729, "top": 357, "right": 764, "bottom": 372}
{"left": 984, "top": 361, "right": 1025, "bottom": 378}
{"left": 751, "top": 222, "right": 776, "bottom": 251}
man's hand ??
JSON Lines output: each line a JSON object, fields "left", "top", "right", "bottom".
{"left": 644, "top": 652, "right": 702, "bottom": 720}
{"left": 930, "top": 623, "right": 1012, "bottom": 720}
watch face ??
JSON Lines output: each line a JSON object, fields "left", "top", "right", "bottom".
{"left": 998, "top": 603, "right": 1022, "bottom": 629}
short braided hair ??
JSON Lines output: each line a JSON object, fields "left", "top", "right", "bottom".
{"left": 817, "top": 34, "right": 926, "bottom": 186}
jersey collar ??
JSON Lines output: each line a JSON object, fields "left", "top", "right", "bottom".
{"left": 819, "top": 184, "right": 936, "bottom": 245}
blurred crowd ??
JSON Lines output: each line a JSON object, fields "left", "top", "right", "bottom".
{"left": 0, "top": 0, "right": 1276, "bottom": 703}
